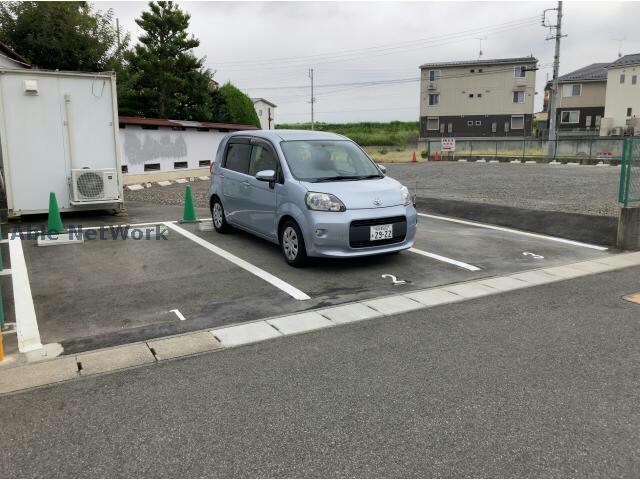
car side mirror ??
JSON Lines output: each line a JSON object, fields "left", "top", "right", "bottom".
{"left": 255, "top": 169, "right": 276, "bottom": 182}
{"left": 377, "top": 165, "right": 387, "bottom": 174}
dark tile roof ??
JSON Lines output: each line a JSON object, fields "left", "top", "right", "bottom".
{"left": 420, "top": 56, "right": 537, "bottom": 69}
{"left": 557, "top": 63, "right": 609, "bottom": 82}
{"left": 118, "top": 116, "right": 258, "bottom": 131}
{"left": 607, "top": 53, "right": 640, "bottom": 68}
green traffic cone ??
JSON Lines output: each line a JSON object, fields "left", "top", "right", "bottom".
{"left": 46, "top": 192, "right": 64, "bottom": 234}
{"left": 179, "top": 185, "right": 199, "bottom": 223}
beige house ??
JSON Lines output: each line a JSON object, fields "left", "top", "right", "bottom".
{"left": 252, "top": 98, "right": 277, "bottom": 130}
{"left": 544, "top": 63, "right": 608, "bottom": 136}
{"left": 419, "top": 56, "right": 537, "bottom": 139}
{"left": 600, "top": 53, "right": 640, "bottom": 136}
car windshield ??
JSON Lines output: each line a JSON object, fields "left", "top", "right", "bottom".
{"left": 280, "top": 140, "right": 382, "bottom": 182}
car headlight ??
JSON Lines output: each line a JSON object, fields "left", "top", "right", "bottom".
{"left": 305, "top": 192, "right": 346, "bottom": 212}
{"left": 400, "top": 186, "right": 411, "bottom": 206}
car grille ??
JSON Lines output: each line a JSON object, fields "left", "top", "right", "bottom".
{"left": 349, "top": 215, "right": 407, "bottom": 248}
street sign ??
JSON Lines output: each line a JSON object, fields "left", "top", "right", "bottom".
{"left": 442, "top": 138, "right": 456, "bottom": 152}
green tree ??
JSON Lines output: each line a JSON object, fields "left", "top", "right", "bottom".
{"left": 212, "top": 83, "right": 261, "bottom": 128}
{"left": 0, "top": 1, "right": 128, "bottom": 71}
{"left": 121, "top": 1, "right": 214, "bottom": 121}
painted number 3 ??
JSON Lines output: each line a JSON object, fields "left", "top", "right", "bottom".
{"left": 523, "top": 252, "right": 544, "bottom": 259}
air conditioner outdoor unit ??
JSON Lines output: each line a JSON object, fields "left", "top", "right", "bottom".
{"left": 71, "top": 168, "right": 119, "bottom": 203}
{"left": 610, "top": 127, "right": 624, "bottom": 137}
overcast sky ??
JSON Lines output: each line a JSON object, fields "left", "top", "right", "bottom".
{"left": 99, "top": 1, "right": 640, "bottom": 124}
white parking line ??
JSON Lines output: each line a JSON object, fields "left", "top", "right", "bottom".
{"left": 409, "top": 248, "right": 481, "bottom": 271}
{"left": 417, "top": 213, "right": 608, "bottom": 251}
{"left": 8, "top": 237, "right": 43, "bottom": 352}
{"left": 164, "top": 222, "right": 311, "bottom": 301}
{"left": 170, "top": 309, "right": 186, "bottom": 321}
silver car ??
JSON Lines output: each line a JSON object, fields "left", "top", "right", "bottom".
{"left": 209, "top": 130, "right": 417, "bottom": 266}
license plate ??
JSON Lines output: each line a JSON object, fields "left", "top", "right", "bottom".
{"left": 370, "top": 224, "right": 393, "bottom": 241}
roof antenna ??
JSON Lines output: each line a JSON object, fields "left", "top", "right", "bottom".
{"left": 475, "top": 36, "right": 488, "bottom": 59}
{"left": 614, "top": 35, "right": 626, "bottom": 58}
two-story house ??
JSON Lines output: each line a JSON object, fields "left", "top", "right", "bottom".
{"left": 252, "top": 97, "right": 277, "bottom": 130}
{"left": 544, "top": 63, "right": 608, "bottom": 136}
{"left": 419, "top": 56, "right": 537, "bottom": 139}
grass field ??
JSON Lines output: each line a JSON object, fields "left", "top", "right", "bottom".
{"left": 276, "top": 121, "right": 419, "bottom": 147}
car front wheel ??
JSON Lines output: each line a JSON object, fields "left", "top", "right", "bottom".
{"left": 280, "top": 220, "right": 308, "bottom": 267}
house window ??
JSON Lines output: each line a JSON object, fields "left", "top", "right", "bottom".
{"left": 144, "top": 163, "right": 160, "bottom": 171}
{"left": 475, "top": 120, "right": 482, "bottom": 126}
{"left": 448, "top": 123, "right": 453, "bottom": 133}
{"left": 174, "top": 161, "right": 188, "bottom": 169}
{"left": 469, "top": 93, "right": 474, "bottom": 98}
{"left": 560, "top": 110, "right": 580, "bottom": 124}
{"left": 491, "top": 122, "right": 497, "bottom": 133}
{"left": 627, "top": 108, "right": 633, "bottom": 117}
{"left": 429, "top": 70, "right": 441, "bottom": 81}
{"left": 121, "top": 165, "right": 128, "bottom": 174}
{"left": 633, "top": 75, "right": 638, "bottom": 85}
{"left": 595, "top": 115, "right": 602, "bottom": 126}
{"left": 504, "top": 122, "right": 510, "bottom": 133}
{"left": 428, "top": 94, "right": 440, "bottom": 105}
{"left": 585, "top": 115, "right": 592, "bottom": 127}
{"left": 513, "top": 91, "right": 525, "bottom": 103}
{"left": 514, "top": 65, "right": 527, "bottom": 78}
{"left": 477, "top": 93, "right": 482, "bottom": 98}
{"left": 258, "top": 109, "right": 263, "bottom": 116}
{"left": 467, "top": 120, "right": 474, "bottom": 126}
{"left": 426, "top": 117, "right": 439, "bottom": 130}
{"left": 439, "top": 123, "right": 445, "bottom": 133}
{"left": 620, "top": 74, "right": 626, "bottom": 84}
{"left": 199, "top": 160, "right": 212, "bottom": 167}
{"left": 562, "top": 84, "right": 582, "bottom": 97}
{"left": 511, "top": 115, "right": 525, "bottom": 130}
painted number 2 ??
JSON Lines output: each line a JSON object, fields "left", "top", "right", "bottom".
{"left": 523, "top": 252, "right": 544, "bottom": 259}
{"left": 381, "top": 274, "right": 406, "bottom": 285}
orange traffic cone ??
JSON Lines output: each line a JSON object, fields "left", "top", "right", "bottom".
{"left": 412, "top": 151, "right": 417, "bottom": 163}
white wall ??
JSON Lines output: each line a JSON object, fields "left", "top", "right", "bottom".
{"left": 254, "top": 100, "right": 276, "bottom": 129}
{"left": 119, "top": 126, "right": 227, "bottom": 174}
{"left": 603, "top": 65, "right": 640, "bottom": 132}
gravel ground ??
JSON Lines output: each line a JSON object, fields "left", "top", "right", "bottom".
{"left": 124, "top": 162, "right": 621, "bottom": 217}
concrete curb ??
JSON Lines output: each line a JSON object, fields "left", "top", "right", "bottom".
{"left": 2, "top": 252, "right": 640, "bottom": 396}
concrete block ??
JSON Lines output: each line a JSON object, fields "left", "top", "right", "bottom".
{"left": 457, "top": 159, "right": 467, "bottom": 162}
{"left": 509, "top": 270, "right": 562, "bottom": 286}
{"left": 0, "top": 357, "right": 78, "bottom": 394}
{"left": 525, "top": 160, "right": 537, "bottom": 164}
{"left": 444, "top": 282, "right": 498, "bottom": 299}
{"left": 211, "top": 321, "right": 281, "bottom": 347}
{"left": 158, "top": 180, "right": 172, "bottom": 186}
{"left": 476, "top": 159, "right": 486, "bottom": 163}
{"left": 478, "top": 276, "right": 529, "bottom": 292}
{"left": 78, "top": 343, "right": 155, "bottom": 376}
{"left": 198, "top": 176, "right": 210, "bottom": 181}
{"left": 540, "top": 265, "right": 588, "bottom": 279}
{"left": 404, "top": 288, "right": 463, "bottom": 307}
{"left": 175, "top": 178, "right": 188, "bottom": 184}
{"left": 148, "top": 332, "right": 222, "bottom": 361}
{"left": 198, "top": 219, "right": 214, "bottom": 232}
{"left": 267, "top": 312, "right": 334, "bottom": 335}
{"left": 126, "top": 184, "right": 144, "bottom": 191}
{"left": 616, "top": 207, "right": 640, "bottom": 250}
{"left": 318, "top": 303, "right": 382, "bottom": 324}
{"left": 37, "top": 234, "right": 84, "bottom": 247}
{"left": 362, "top": 295, "right": 422, "bottom": 315}
{"left": 569, "top": 261, "right": 617, "bottom": 274}
{"left": 488, "top": 160, "right": 499, "bottom": 163}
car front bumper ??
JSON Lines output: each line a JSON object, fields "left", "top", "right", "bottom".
{"left": 298, "top": 204, "right": 417, "bottom": 258}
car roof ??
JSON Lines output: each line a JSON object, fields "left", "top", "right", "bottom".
{"left": 227, "top": 129, "right": 348, "bottom": 142}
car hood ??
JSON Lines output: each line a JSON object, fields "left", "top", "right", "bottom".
{"left": 301, "top": 176, "right": 405, "bottom": 209}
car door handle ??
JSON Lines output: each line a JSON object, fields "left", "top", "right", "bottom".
{"left": 242, "top": 180, "right": 251, "bottom": 188}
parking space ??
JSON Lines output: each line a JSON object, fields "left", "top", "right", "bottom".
{"left": 8, "top": 202, "right": 615, "bottom": 356}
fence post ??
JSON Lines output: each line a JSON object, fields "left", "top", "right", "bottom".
{"left": 470, "top": 140, "right": 473, "bottom": 160}
{"left": 588, "top": 137, "right": 594, "bottom": 163}
{"left": 522, "top": 139, "right": 526, "bottom": 161}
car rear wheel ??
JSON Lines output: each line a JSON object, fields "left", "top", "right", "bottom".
{"left": 211, "top": 197, "right": 231, "bottom": 233}
{"left": 280, "top": 220, "right": 307, "bottom": 267}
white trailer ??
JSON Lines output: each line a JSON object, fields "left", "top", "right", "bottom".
{"left": 0, "top": 69, "right": 124, "bottom": 218}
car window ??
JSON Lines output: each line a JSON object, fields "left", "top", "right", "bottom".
{"left": 249, "top": 145, "right": 278, "bottom": 176}
{"left": 224, "top": 143, "right": 252, "bottom": 174}
{"left": 280, "top": 140, "right": 380, "bottom": 182}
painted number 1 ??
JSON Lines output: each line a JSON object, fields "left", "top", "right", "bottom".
{"left": 523, "top": 252, "right": 544, "bottom": 260}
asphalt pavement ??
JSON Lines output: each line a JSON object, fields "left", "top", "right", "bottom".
{"left": 1, "top": 266, "right": 639, "bottom": 477}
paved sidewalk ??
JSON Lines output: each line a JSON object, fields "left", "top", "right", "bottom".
{"left": 0, "top": 266, "right": 639, "bottom": 477}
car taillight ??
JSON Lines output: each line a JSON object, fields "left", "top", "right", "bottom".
{"left": 210, "top": 162, "right": 215, "bottom": 175}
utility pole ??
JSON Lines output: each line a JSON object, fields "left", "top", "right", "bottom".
{"left": 309, "top": 68, "right": 315, "bottom": 130}
{"left": 543, "top": 1, "right": 565, "bottom": 159}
